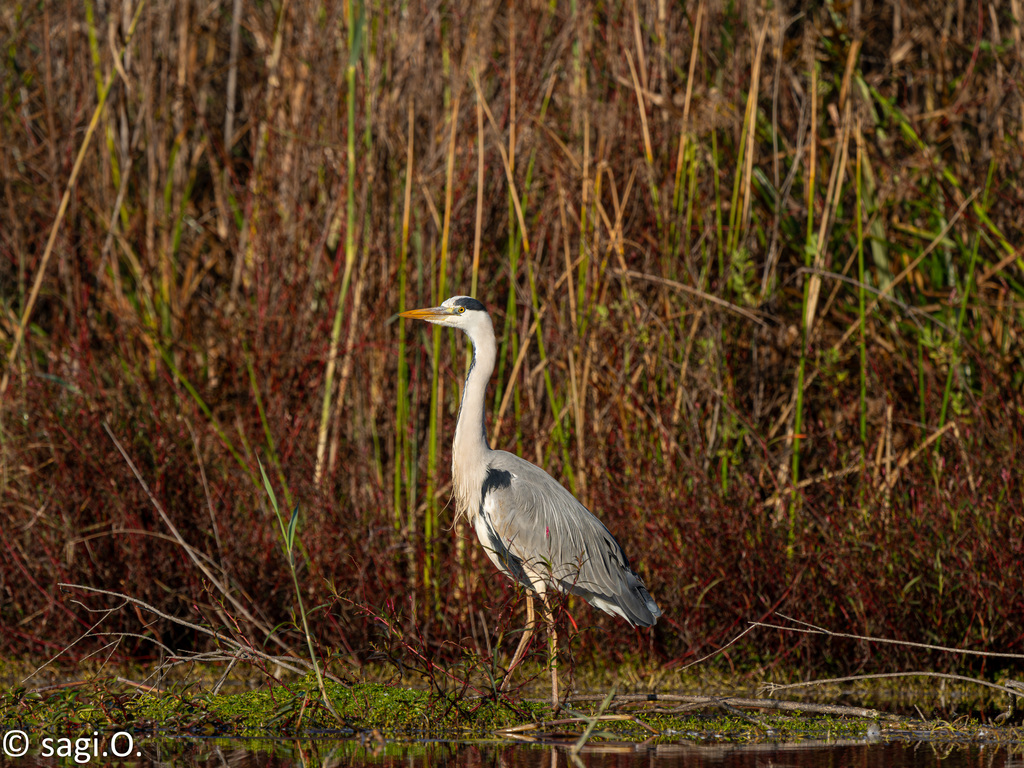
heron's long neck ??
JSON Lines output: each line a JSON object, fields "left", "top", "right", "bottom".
{"left": 452, "top": 322, "right": 496, "bottom": 519}
{"left": 454, "top": 327, "right": 495, "bottom": 459}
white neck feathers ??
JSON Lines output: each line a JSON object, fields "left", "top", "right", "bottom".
{"left": 451, "top": 314, "right": 496, "bottom": 523}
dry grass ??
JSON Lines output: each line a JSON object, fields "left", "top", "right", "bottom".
{"left": 1, "top": 0, "right": 1023, "bottom": 684}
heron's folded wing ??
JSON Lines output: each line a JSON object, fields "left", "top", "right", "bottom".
{"left": 483, "top": 451, "right": 661, "bottom": 626}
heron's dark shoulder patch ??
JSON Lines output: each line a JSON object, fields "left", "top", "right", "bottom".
{"left": 481, "top": 466, "right": 513, "bottom": 501}
{"left": 454, "top": 296, "right": 487, "bottom": 313}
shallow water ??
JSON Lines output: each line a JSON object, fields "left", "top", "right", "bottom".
{"left": 10, "top": 736, "right": 1021, "bottom": 767}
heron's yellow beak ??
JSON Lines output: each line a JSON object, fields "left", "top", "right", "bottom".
{"left": 399, "top": 306, "right": 451, "bottom": 321}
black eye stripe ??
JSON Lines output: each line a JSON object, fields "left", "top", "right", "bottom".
{"left": 452, "top": 296, "right": 487, "bottom": 313}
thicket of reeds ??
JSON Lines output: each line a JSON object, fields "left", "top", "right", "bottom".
{"left": 2, "top": 0, "right": 1023, "bottom": 681}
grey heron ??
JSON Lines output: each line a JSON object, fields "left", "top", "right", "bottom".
{"left": 400, "top": 295, "right": 661, "bottom": 708}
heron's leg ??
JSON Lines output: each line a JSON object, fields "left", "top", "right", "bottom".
{"left": 537, "top": 592, "right": 559, "bottom": 712}
{"left": 500, "top": 593, "right": 536, "bottom": 691}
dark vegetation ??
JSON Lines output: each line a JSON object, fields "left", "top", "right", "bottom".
{"left": 2, "top": 0, "right": 1023, "bottom": 692}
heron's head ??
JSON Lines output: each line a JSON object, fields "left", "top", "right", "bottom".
{"left": 399, "top": 295, "right": 490, "bottom": 331}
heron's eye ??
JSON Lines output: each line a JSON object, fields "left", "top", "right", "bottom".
{"left": 457, "top": 306, "right": 465, "bottom": 314}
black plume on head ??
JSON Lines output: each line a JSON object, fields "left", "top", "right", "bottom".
{"left": 454, "top": 297, "right": 488, "bottom": 313}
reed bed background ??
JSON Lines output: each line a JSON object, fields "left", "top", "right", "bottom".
{"left": 2, "top": 0, "right": 1023, "bottom": 682}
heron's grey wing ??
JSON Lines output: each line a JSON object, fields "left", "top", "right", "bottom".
{"left": 482, "top": 451, "right": 661, "bottom": 627}
{"left": 471, "top": 468, "right": 534, "bottom": 590}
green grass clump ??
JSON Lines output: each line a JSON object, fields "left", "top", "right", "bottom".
{"left": 190, "top": 680, "right": 545, "bottom": 734}
{"left": 5, "top": 671, "right": 1024, "bottom": 742}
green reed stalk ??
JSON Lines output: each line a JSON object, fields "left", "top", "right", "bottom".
{"left": 423, "top": 284, "right": 441, "bottom": 604}
{"left": 525, "top": 253, "right": 575, "bottom": 494}
{"left": 424, "top": 84, "right": 460, "bottom": 609}
{"left": 790, "top": 63, "right": 818, "bottom": 556}
{"left": 247, "top": 352, "right": 293, "bottom": 512}
{"left": 498, "top": 233, "right": 521, "bottom": 452}
{"left": 84, "top": 0, "right": 127, "bottom": 230}
{"left": 855, "top": 124, "right": 867, "bottom": 445}
{"left": 724, "top": 111, "right": 751, "bottom": 262}
{"left": 667, "top": 0, "right": 700, "bottom": 268}
{"left": 517, "top": 86, "right": 575, "bottom": 486}
{"left": 394, "top": 100, "right": 415, "bottom": 533}
{"left": 710, "top": 131, "right": 725, "bottom": 278}
{"left": 937, "top": 160, "right": 992, "bottom": 432}
{"left": 571, "top": 686, "right": 617, "bottom": 756}
{"left": 407, "top": 230, "right": 424, "bottom": 570}
{"left": 670, "top": 134, "right": 693, "bottom": 269}
{"left": 362, "top": 45, "right": 382, "bottom": 489}
{"left": 576, "top": 137, "right": 596, "bottom": 341}
{"left": 493, "top": 100, "right": 520, "bottom": 445}
{"left": 83, "top": 0, "right": 102, "bottom": 102}
{"left": 576, "top": 152, "right": 605, "bottom": 345}
{"left": 472, "top": 94, "right": 484, "bottom": 301}
{"left": 917, "top": 339, "right": 927, "bottom": 429}
{"left": 572, "top": 0, "right": 590, "bottom": 325}
{"left": 258, "top": 461, "right": 341, "bottom": 724}
{"left": 315, "top": 0, "right": 363, "bottom": 484}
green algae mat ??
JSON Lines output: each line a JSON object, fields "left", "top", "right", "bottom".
{"left": 4, "top": 675, "right": 1023, "bottom": 748}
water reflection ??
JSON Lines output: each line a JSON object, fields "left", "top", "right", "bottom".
{"left": 108, "top": 737, "right": 1021, "bottom": 768}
